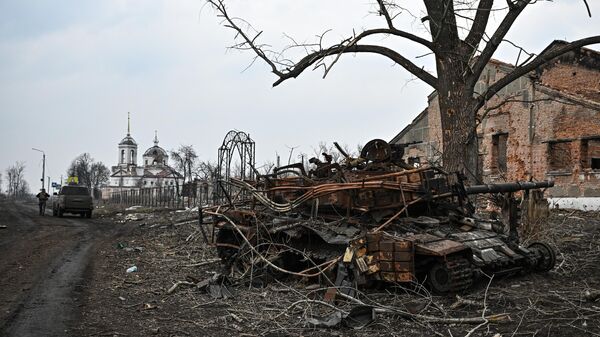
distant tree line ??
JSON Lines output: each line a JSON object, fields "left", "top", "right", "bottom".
{"left": 4, "top": 161, "right": 30, "bottom": 198}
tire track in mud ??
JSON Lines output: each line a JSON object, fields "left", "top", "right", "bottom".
{"left": 0, "top": 201, "right": 117, "bottom": 337}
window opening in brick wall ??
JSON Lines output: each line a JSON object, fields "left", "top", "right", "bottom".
{"left": 548, "top": 141, "right": 572, "bottom": 172}
{"left": 408, "top": 157, "right": 421, "bottom": 167}
{"left": 588, "top": 140, "right": 600, "bottom": 170}
{"left": 491, "top": 133, "right": 508, "bottom": 174}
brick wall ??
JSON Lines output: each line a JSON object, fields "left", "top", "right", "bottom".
{"left": 394, "top": 52, "right": 600, "bottom": 197}
{"left": 540, "top": 61, "right": 600, "bottom": 102}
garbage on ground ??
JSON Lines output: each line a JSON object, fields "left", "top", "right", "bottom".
{"left": 126, "top": 266, "right": 138, "bottom": 273}
{"left": 584, "top": 289, "right": 600, "bottom": 302}
{"left": 208, "top": 283, "right": 233, "bottom": 299}
{"left": 123, "top": 246, "right": 144, "bottom": 253}
{"left": 124, "top": 213, "right": 145, "bottom": 222}
{"left": 306, "top": 305, "right": 375, "bottom": 329}
{"left": 195, "top": 273, "right": 233, "bottom": 299}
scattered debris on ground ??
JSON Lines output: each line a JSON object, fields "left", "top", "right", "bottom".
{"left": 73, "top": 209, "right": 600, "bottom": 336}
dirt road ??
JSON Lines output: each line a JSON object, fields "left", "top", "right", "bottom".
{"left": 0, "top": 199, "right": 117, "bottom": 337}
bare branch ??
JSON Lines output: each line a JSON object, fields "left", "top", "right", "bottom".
{"left": 376, "top": 0, "right": 395, "bottom": 29}
{"left": 464, "top": 0, "right": 494, "bottom": 50}
{"left": 208, "top": 0, "right": 436, "bottom": 87}
{"left": 275, "top": 43, "right": 438, "bottom": 88}
{"left": 468, "top": 0, "right": 529, "bottom": 85}
{"left": 424, "top": 0, "right": 460, "bottom": 46}
{"left": 208, "top": 0, "right": 283, "bottom": 78}
{"left": 583, "top": 0, "right": 592, "bottom": 17}
{"left": 476, "top": 92, "right": 582, "bottom": 126}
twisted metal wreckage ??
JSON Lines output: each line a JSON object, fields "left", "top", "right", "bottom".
{"left": 201, "top": 132, "right": 556, "bottom": 298}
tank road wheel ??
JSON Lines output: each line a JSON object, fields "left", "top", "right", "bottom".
{"left": 361, "top": 139, "right": 392, "bottom": 162}
{"left": 429, "top": 263, "right": 452, "bottom": 293}
{"left": 215, "top": 228, "right": 243, "bottom": 265}
{"left": 428, "top": 257, "right": 473, "bottom": 294}
{"left": 527, "top": 242, "right": 556, "bottom": 272}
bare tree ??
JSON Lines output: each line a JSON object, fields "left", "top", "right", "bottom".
{"left": 17, "top": 180, "right": 30, "bottom": 198}
{"left": 195, "top": 160, "right": 219, "bottom": 204}
{"left": 195, "top": 160, "right": 219, "bottom": 182}
{"left": 6, "top": 161, "right": 27, "bottom": 198}
{"left": 170, "top": 145, "right": 198, "bottom": 186}
{"left": 68, "top": 153, "right": 110, "bottom": 197}
{"left": 90, "top": 162, "right": 110, "bottom": 197}
{"left": 259, "top": 160, "right": 275, "bottom": 175}
{"left": 208, "top": 0, "right": 600, "bottom": 181}
{"left": 68, "top": 153, "right": 92, "bottom": 187}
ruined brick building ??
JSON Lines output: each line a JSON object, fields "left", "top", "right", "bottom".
{"left": 391, "top": 41, "right": 600, "bottom": 199}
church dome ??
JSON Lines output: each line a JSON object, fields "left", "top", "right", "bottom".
{"left": 119, "top": 135, "right": 137, "bottom": 146}
{"left": 143, "top": 145, "right": 167, "bottom": 157}
{"left": 143, "top": 131, "right": 169, "bottom": 166}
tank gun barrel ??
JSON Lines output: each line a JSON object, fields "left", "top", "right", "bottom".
{"left": 464, "top": 181, "right": 554, "bottom": 195}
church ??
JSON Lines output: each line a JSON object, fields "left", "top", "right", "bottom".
{"left": 103, "top": 115, "right": 183, "bottom": 197}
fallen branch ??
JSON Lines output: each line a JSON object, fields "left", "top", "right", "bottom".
{"left": 450, "top": 295, "right": 485, "bottom": 309}
{"left": 464, "top": 274, "right": 494, "bottom": 337}
{"left": 167, "top": 281, "right": 196, "bottom": 294}
{"left": 184, "top": 258, "right": 221, "bottom": 267}
{"left": 336, "top": 289, "right": 508, "bottom": 325}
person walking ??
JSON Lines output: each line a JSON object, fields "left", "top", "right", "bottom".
{"left": 36, "top": 188, "right": 50, "bottom": 215}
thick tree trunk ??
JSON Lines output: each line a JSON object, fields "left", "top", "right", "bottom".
{"left": 423, "top": 0, "right": 479, "bottom": 183}
{"left": 435, "top": 57, "right": 479, "bottom": 183}
{"left": 439, "top": 96, "right": 479, "bottom": 183}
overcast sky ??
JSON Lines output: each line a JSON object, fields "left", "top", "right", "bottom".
{"left": 1, "top": 0, "right": 598, "bottom": 192}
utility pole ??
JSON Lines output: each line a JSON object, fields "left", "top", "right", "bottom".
{"left": 47, "top": 176, "right": 50, "bottom": 193}
{"left": 32, "top": 148, "right": 45, "bottom": 191}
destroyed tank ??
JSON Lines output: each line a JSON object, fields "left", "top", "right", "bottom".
{"left": 209, "top": 139, "right": 556, "bottom": 293}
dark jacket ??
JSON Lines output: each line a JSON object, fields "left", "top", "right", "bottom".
{"left": 36, "top": 192, "right": 50, "bottom": 202}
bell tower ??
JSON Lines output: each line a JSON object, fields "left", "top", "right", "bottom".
{"left": 118, "top": 112, "right": 138, "bottom": 168}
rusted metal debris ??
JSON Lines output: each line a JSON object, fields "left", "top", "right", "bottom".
{"left": 203, "top": 138, "right": 556, "bottom": 295}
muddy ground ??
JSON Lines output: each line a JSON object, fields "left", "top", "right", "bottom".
{"left": 72, "top": 207, "right": 600, "bottom": 337}
{"left": 0, "top": 199, "right": 121, "bottom": 336}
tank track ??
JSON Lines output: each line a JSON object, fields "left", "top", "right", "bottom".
{"left": 446, "top": 258, "right": 474, "bottom": 292}
{"left": 428, "top": 257, "right": 473, "bottom": 293}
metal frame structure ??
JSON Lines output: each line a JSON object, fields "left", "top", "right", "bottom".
{"left": 216, "top": 130, "right": 256, "bottom": 202}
